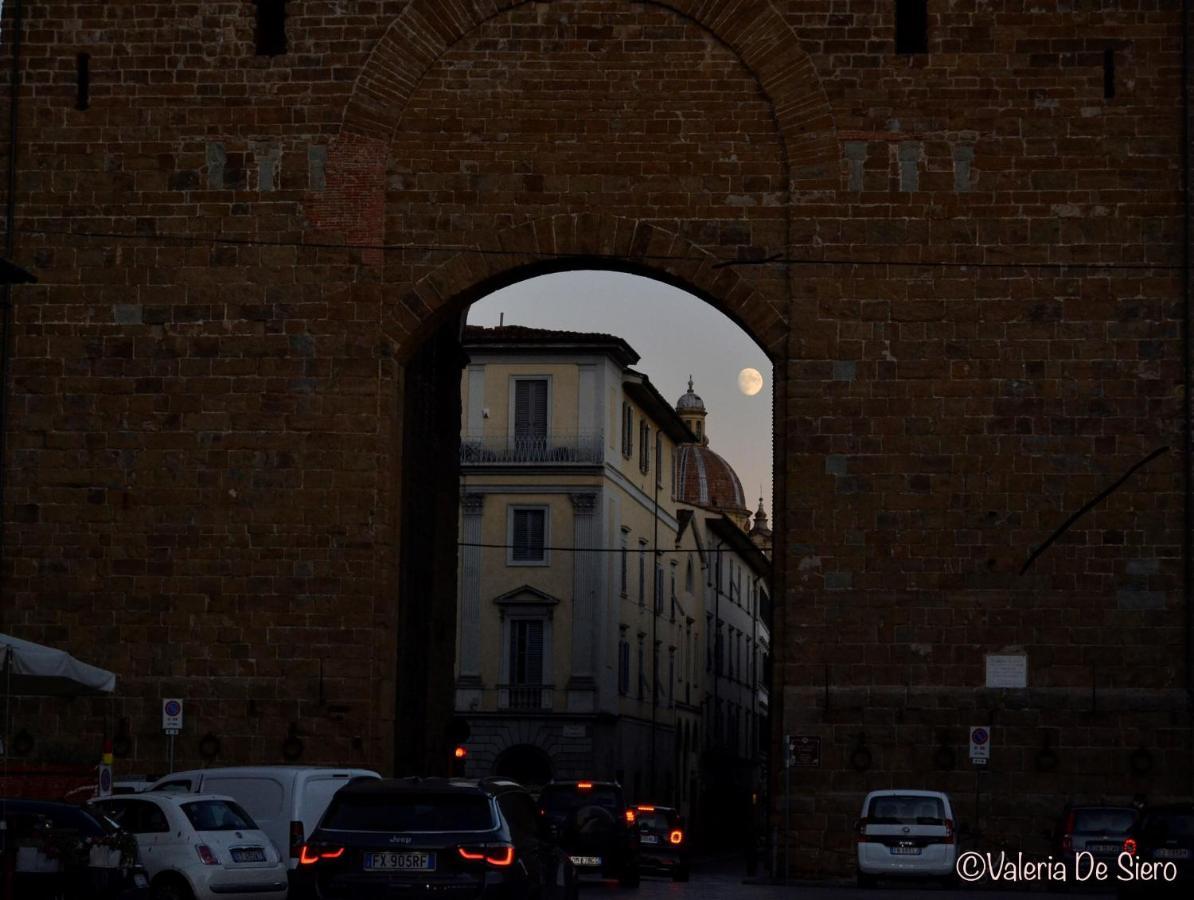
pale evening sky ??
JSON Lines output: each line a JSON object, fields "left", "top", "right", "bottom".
{"left": 467, "top": 271, "right": 774, "bottom": 521}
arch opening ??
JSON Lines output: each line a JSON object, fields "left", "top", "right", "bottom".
{"left": 394, "top": 267, "right": 778, "bottom": 850}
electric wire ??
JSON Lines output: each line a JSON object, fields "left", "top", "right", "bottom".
{"left": 4, "top": 224, "right": 1185, "bottom": 274}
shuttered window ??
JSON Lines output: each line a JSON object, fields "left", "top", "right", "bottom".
{"left": 509, "top": 619, "right": 544, "bottom": 685}
{"left": 513, "top": 379, "right": 548, "bottom": 439}
{"left": 510, "top": 508, "right": 546, "bottom": 562}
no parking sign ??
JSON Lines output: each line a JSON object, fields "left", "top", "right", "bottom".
{"left": 162, "top": 698, "right": 183, "bottom": 735}
{"left": 969, "top": 726, "right": 990, "bottom": 765}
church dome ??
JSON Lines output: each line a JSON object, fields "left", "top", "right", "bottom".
{"left": 675, "top": 377, "right": 705, "bottom": 414}
{"left": 676, "top": 443, "right": 749, "bottom": 521}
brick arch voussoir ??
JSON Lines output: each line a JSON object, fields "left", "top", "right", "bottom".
{"left": 340, "top": 0, "right": 838, "bottom": 185}
{"left": 394, "top": 214, "right": 786, "bottom": 362}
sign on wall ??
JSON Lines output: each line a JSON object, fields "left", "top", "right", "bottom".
{"left": 985, "top": 654, "right": 1028, "bottom": 689}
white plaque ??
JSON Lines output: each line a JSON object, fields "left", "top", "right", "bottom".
{"left": 985, "top": 654, "right": 1027, "bottom": 689}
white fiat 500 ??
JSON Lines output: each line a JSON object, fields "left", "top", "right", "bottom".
{"left": 855, "top": 790, "right": 957, "bottom": 888}
{"left": 91, "top": 792, "right": 288, "bottom": 900}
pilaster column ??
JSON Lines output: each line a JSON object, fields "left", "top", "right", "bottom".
{"left": 457, "top": 493, "right": 485, "bottom": 683}
{"left": 569, "top": 492, "right": 599, "bottom": 691}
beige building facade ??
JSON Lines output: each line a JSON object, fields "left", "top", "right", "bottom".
{"left": 454, "top": 326, "right": 703, "bottom": 809}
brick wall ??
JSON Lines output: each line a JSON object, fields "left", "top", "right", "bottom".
{"left": 0, "top": 0, "right": 1188, "bottom": 877}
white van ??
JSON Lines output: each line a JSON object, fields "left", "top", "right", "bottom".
{"left": 147, "top": 766, "right": 380, "bottom": 879}
{"left": 855, "top": 789, "right": 957, "bottom": 888}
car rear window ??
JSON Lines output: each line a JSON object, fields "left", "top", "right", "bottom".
{"left": 181, "top": 800, "right": 257, "bottom": 832}
{"left": 540, "top": 786, "right": 622, "bottom": 816}
{"left": 322, "top": 793, "right": 495, "bottom": 832}
{"left": 636, "top": 811, "right": 674, "bottom": 831}
{"left": 1073, "top": 809, "right": 1136, "bottom": 834}
{"left": 866, "top": 795, "right": 946, "bottom": 825}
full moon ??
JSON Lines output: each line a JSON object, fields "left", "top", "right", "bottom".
{"left": 737, "top": 367, "right": 764, "bottom": 396}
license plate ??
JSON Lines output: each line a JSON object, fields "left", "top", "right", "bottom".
{"left": 569, "top": 855, "right": 602, "bottom": 867}
{"left": 232, "top": 848, "right": 266, "bottom": 863}
{"left": 364, "top": 851, "right": 435, "bottom": 871}
{"left": 1154, "top": 848, "right": 1191, "bottom": 859}
{"left": 1088, "top": 844, "right": 1120, "bottom": 853}
{"left": 640, "top": 835, "right": 659, "bottom": 844}
{"left": 890, "top": 847, "right": 922, "bottom": 855}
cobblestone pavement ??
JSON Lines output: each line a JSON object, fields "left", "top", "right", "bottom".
{"left": 575, "top": 855, "right": 1119, "bottom": 899}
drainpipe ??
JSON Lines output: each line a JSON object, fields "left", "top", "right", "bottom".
{"left": 1182, "top": 0, "right": 1192, "bottom": 794}
{"left": 0, "top": 0, "right": 25, "bottom": 599}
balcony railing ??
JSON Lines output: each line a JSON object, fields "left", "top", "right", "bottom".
{"left": 497, "top": 683, "right": 554, "bottom": 711}
{"left": 460, "top": 433, "right": 603, "bottom": 465}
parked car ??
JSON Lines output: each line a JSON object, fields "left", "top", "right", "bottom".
{"left": 0, "top": 797, "right": 150, "bottom": 899}
{"left": 631, "top": 804, "right": 689, "bottom": 881}
{"left": 1119, "top": 803, "right": 1194, "bottom": 898}
{"left": 855, "top": 789, "right": 957, "bottom": 888}
{"left": 537, "top": 780, "right": 640, "bottom": 887}
{"left": 90, "top": 791, "right": 288, "bottom": 900}
{"left": 146, "top": 765, "right": 379, "bottom": 883}
{"left": 1052, "top": 804, "right": 1137, "bottom": 878}
{"left": 294, "top": 776, "right": 577, "bottom": 900}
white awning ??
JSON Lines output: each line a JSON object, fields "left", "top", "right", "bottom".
{"left": 0, "top": 633, "right": 116, "bottom": 696}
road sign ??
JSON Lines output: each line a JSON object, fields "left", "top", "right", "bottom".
{"left": 791, "top": 735, "right": 821, "bottom": 768}
{"left": 98, "top": 765, "right": 112, "bottom": 797}
{"left": 162, "top": 698, "right": 183, "bottom": 733}
{"left": 970, "top": 726, "right": 990, "bottom": 765}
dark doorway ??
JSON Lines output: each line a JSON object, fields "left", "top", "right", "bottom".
{"left": 494, "top": 743, "right": 553, "bottom": 788}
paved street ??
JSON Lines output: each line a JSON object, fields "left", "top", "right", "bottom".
{"left": 575, "top": 855, "right": 1118, "bottom": 899}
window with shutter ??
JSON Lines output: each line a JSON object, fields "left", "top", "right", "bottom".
{"left": 509, "top": 619, "right": 544, "bottom": 685}
{"left": 513, "top": 379, "right": 548, "bottom": 441}
{"left": 510, "top": 508, "right": 546, "bottom": 563}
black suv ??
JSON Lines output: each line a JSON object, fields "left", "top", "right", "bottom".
{"left": 633, "top": 805, "right": 689, "bottom": 881}
{"left": 294, "top": 777, "right": 576, "bottom": 900}
{"left": 537, "top": 780, "right": 640, "bottom": 887}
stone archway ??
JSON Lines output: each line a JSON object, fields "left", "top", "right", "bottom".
{"left": 307, "top": 0, "right": 839, "bottom": 254}
{"left": 316, "top": 0, "right": 809, "bottom": 799}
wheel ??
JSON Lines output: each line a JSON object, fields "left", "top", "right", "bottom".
{"left": 857, "top": 871, "right": 877, "bottom": 889}
{"left": 618, "top": 864, "right": 640, "bottom": 888}
{"left": 152, "top": 874, "right": 195, "bottom": 900}
{"left": 672, "top": 865, "right": 690, "bottom": 882}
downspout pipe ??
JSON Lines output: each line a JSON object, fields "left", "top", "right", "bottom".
{"left": 1182, "top": 0, "right": 1192, "bottom": 793}
{"left": 0, "top": 0, "right": 24, "bottom": 600}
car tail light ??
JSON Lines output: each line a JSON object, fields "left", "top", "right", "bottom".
{"left": 625, "top": 809, "right": 636, "bottom": 825}
{"left": 1123, "top": 838, "right": 1137, "bottom": 857}
{"left": 944, "top": 818, "right": 955, "bottom": 845}
{"left": 856, "top": 817, "right": 869, "bottom": 843}
{"left": 669, "top": 829, "right": 683, "bottom": 845}
{"left": 1062, "top": 810, "right": 1076, "bottom": 853}
{"left": 637, "top": 805, "right": 655, "bottom": 812}
{"left": 457, "top": 844, "right": 515, "bottom": 867}
{"left": 289, "top": 820, "right": 305, "bottom": 859}
{"left": 577, "top": 782, "right": 593, "bottom": 790}
{"left": 299, "top": 844, "right": 345, "bottom": 865}
{"left": 195, "top": 844, "right": 219, "bottom": 866}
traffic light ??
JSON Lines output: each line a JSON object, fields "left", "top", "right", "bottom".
{"left": 452, "top": 745, "right": 468, "bottom": 777}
